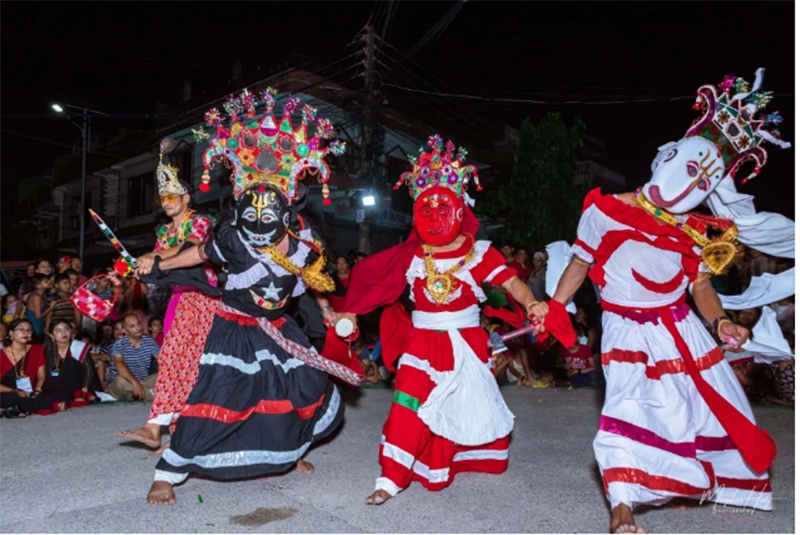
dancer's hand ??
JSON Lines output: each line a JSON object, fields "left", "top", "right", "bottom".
{"left": 333, "top": 312, "right": 358, "bottom": 337}
{"left": 528, "top": 301, "right": 549, "bottom": 324}
{"left": 719, "top": 321, "right": 749, "bottom": 351}
{"left": 137, "top": 255, "right": 155, "bottom": 276}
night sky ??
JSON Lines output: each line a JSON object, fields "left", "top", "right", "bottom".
{"left": 1, "top": 2, "right": 794, "bottom": 230}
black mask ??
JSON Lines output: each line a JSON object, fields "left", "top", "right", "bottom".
{"left": 235, "top": 184, "right": 290, "bottom": 248}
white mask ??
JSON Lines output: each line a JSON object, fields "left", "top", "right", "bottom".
{"left": 643, "top": 137, "right": 726, "bottom": 214}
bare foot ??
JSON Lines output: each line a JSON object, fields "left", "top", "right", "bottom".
{"left": 147, "top": 481, "right": 176, "bottom": 506}
{"left": 119, "top": 423, "right": 161, "bottom": 449}
{"left": 365, "top": 489, "right": 391, "bottom": 505}
{"left": 56, "top": 402, "right": 67, "bottom": 412}
{"left": 295, "top": 459, "right": 315, "bottom": 474}
{"left": 150, "top": 440, "right": 171, "bottom": 456}
{"left": 610, "top": 504, "right": 645, "bottom": 533}
{"left": 668, "top": 498, "right": 692, "bottom": 511}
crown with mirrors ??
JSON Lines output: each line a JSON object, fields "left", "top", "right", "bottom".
{"left": 195, "top": 88, "right": 346, "bottom": 202}
{"left": 394, "top": 134, "right": 482, "bottom": 200}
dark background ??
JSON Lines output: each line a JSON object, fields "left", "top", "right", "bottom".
{"left": 1, "top": 1, "right": 794, "bottom": 230}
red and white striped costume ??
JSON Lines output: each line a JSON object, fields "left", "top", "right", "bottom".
{"left": 375, "top": 237, "right": 517, "bottom": 496}
{"left": 573, "top": 189, "right": 771, "bottom": 511}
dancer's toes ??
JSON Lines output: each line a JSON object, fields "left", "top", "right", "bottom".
{"left": 147, "top": 481, "right": 176, "bottom": 506}
{"left": 365, "top": 490, "right": 391, "bottom": 505}
{"left": 150, "top": 440, "right": 170, "bottom": 456}
{"left": 295, "top": 459, "right": 315, "bottom": 474}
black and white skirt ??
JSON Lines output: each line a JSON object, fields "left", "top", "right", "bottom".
{"left": 154, "top": 305, "right": 344, "bottom": 482}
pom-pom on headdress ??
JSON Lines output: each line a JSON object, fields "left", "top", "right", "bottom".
{"left": 685, "top": 68, "right": 790, "bottom": 184}
{"left": 197, "top": 87, "right": 346, "bottom": 202}
{"left": 394, "top": 135, "right": 481, "bottom": 200}
{"left": 156, "top": 138, "right": 188, "bottom": 196}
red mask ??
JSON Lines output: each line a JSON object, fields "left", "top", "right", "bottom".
{"left": 413, "top": 186, "right": 463, "bottom": 246}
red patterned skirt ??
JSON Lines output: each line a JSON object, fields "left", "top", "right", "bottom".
{"left": 148, "top": 291, "right": 220, "bottom": 426}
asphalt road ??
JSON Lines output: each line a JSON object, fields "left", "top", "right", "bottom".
{"left": 1, "top": 387, "right": 794, "bottom": 533}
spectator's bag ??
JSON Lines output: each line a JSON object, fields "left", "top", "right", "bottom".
{"left": 70, "top": 275, "right": 121, "bottom": 322}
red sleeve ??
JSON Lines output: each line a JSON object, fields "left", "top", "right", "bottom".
{"left": 0, "top": 350, "right": 11, "bottom": 378}
{"left": 472, "top": 246, "right": 516, "bottom": 286}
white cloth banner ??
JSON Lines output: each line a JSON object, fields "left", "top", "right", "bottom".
{"left": 545, "top": 241, "right": 577, "bottom": 313}
{"left": 706, "top": 176, "right": 795, "bottom": 259}
{"left": 741, "top": 306, "right": 794, "bottom": 363}
{"left": 718, "top": 269, "right": 795, "bottom": 310}
{"left": 412, "top": 306, "right": 515, "bottom": 446}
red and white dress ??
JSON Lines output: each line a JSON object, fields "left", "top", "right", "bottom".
{"left": 572, "top": 189, "right": 772, "bottom": 511}
{"left": 375, "top": 237, "right": 518, "bottom": 496}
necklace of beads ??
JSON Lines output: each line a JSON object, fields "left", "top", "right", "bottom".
{"left": 157, "top": 209, "right": 194, "bottom": 250}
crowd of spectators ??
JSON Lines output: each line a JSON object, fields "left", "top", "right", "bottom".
{"left": 0, "top": 256, "right": 166, "bottom": 418}
{"left": 1, "top": 242, "right": 793, "bottom": 418}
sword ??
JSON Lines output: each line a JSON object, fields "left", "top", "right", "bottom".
{"left": 88, "top": 208, "right": 138, "bottom": 275}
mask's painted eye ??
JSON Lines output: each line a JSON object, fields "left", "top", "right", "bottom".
{"left": 664, "top": 149, "right": 677, "bottom": 162}
{"left": 697, "top": 177, "right": 710, "bottom": 191}
{"left": 687, "top": 162, "right": 699, "bottom": 178}
{"left": 261, "top": 212, "right": 277, "bottom": 223}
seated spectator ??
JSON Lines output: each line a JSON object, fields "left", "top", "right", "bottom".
{"left": 25, "top": 274, "right": 55, "bottom": 343}
{"left": 149, "top": 317, "right": 164, "bottom": 347}
{"left": 2, "top": 293, "right": 25, "bottom": 324}
{"left": 355, "top": 252, "right": 367, "bottom": 264}
{"left": 95, "top": 319, "right": 125, "bottom": 390}
{"left": 559, "top": 338, "right": 598, "bottom": 389}
{"left": 39, "top": 319, "right": 96, "bottom": 412}
{"left": 70, "top": 257, "right": 88, "bottom": 286}
{"left": 766, "top": 359, "right": 794, "bottom": 407}
{"left": 526, "top": 252, "right": 548, "bottom": 302}
{"left": 46, "top": 273, "right": 81, "bottom": 332}
{"left": 499, "top": 243, "right": 514, "bottom": 264}
{"left": 0, "top": 319, "right": 49, "bottom": 417}
{"left": 56, "top": 256, "right": 72, "bottom": 275}
{"left": 507, "top": 247, "right": 532, "bottom": 281}
{"left": 118, "top": 279, "right": 150, "bottom": 335}
{"left": 17, "top": 262, "right": 37, "bottom": 300}
{"left": 0, "top": 323, "right": 7, "bottom": 351}
{"left": 107, "top": 314, "right": 159, "bottom": 401}
{"left": 327, "top": 255, "right": 351, "bottom": 312}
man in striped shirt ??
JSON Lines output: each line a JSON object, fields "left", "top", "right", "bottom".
{"left": 108, "top": 314, "right": 160, "bottom": 401}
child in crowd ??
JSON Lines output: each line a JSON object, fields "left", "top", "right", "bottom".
{"left": 149, "top": 317, "right": 164, "bottom": 347}
{"left": 65, "top": 269, "right": 80, "bottom": 294}
{"left": 558, "top": 339, "right": 598, "bottom": 389}
{"left": 46, "top": 274, "right": 81, "bottom": 333}
{"left": 2, "top": 294, "right": 25, "bottom": 324}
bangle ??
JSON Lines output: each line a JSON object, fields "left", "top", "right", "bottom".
{"left": 573, "top": 257, "right": 591, "bottom": 266}
{"left": 321, "top": 306, "right": 334, "bottom": 314}
{"left": 713, "top": 316, "right": 733, "bottom": 337}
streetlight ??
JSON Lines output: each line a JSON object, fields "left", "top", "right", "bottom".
{"left": 52, "top": 102, "right": 93, "bottom": 261}
{"left": 362, "top": 193, "right": 376, "bottom": 207}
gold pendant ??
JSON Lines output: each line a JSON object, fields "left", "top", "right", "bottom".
{"left": 427, "top": 274, "right": 452, "bottom": 306}
{"left": 701, "top": 241, "right": 737, "bottom": 276}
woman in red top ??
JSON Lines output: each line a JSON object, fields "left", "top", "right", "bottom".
{"left": 0, "top": 319, "right": 49, "bottom": 417}
{"left": 326, "top": 255, "right": 351, "bottom": 312}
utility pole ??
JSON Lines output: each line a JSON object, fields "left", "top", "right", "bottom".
{"left": 357, "top": 23, "right": 384, "bottom": 255}
{"left": 79, "top": 109, "right": 88, "bottom": 261}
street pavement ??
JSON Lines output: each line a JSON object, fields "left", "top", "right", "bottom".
{"left": 1, "top": 387, "right": 794, "bottom": 533}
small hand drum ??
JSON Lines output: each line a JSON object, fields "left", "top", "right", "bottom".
{"left": 70, "top": 275, "right": 121, "bottom": 322}
{"left": 335, "top": 317, "right": 360, "bottom": 342}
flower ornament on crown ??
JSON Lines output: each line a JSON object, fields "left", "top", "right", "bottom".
{"left": 198, "top": 87, "right": 346, "bottom": 202}
{"left": 394, "top": 135, "right": 481, "bottom": 200}
{"left": 685, "top": 67, "right": 790, "bottom": 184}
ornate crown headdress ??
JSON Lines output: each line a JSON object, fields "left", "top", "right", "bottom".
{"left": 394, "top": 135, "right": 481, "bottom": 200}
{"left": 156, "top": 138, "right": 188, "bottom": 196}
{"left": 196, "top": 88, "right": 345, "bottom": 202}
{"left": 685, "top": 68, "right": 790, "bottom": 184}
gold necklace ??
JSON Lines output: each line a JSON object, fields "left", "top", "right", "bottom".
{"left": 423, "top": 236, "right": 476, "bottom": 306}
{"left": 257, "top": 231, "right": 335, "bottom": 293}
{"left": 634, "top": 190, "right": 741, "bottom": 275}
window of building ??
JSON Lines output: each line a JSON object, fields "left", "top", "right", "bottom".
{"left": 127, "top": 173, "right": 154, "bottom": 217}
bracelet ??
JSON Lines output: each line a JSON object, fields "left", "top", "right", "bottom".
{"left": 321, "top": 306, "right": 335, "bottom": 314}
{"left": 713, "top": 316, "right": 733, "bottom": 337}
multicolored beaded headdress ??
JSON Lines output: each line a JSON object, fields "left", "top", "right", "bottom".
{"left": 394, "top": 135, "right": 481, "bottom": 200}
{"left": 197, "top": 88, "right": 345, "bottom": 202}
{"left": 156, "top": 138, "right": 188, "bottom": 196}
{"left": 685, "top": 68, "right": 790, "bottom": 184}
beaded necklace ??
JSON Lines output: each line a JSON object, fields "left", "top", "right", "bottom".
{"left": 157, "top": 209, "right": 194, "bottom": 250}
{"left": 422, "top": 236, "right": 477, "bottom": 306}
